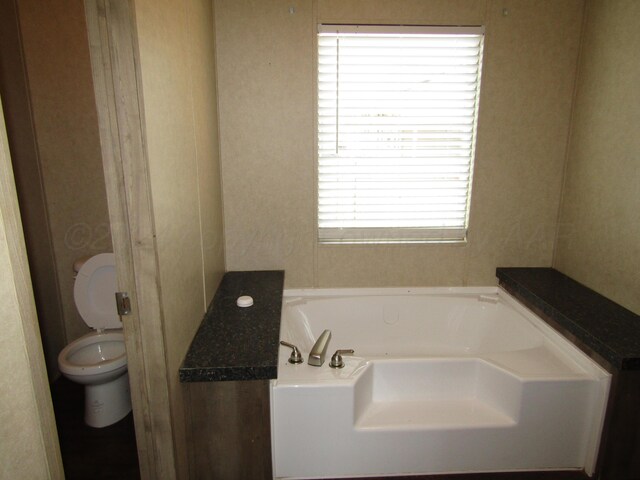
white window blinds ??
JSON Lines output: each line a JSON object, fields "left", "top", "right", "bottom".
{"left": 317, "top": 25, "right": 484, "bottom": 243}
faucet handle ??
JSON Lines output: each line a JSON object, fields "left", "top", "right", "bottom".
{"left": 280, "top": 341, "right": 303, "bottom": 364}
{"left": 329, "top": 349, "right": 354, "bottom": 369}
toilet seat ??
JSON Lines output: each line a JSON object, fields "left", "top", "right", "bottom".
{"left": 58, "top": 331, "right": 127, "bottom": 378}
{"left": 74, "top": 253, "right": 121, "bottom": 330}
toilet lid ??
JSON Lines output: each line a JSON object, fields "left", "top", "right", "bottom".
{"left": 74, "top": 253, "right": 121, "bottom": 330}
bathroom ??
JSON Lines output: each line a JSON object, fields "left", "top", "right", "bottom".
{"left": 0, "top": 0, "right": 638, "bottom": 479}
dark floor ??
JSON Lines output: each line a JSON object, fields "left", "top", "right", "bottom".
{"left": 50, "top": 377, "right": 140, "bottom": 480}
{"left": 325, "top": 472, "right": 589, "bottom": 480}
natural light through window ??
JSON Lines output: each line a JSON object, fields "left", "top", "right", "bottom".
{"left": 317, "top": 25, "right": 485, "bottom": 243}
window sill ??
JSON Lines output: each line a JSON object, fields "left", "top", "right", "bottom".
{"left": 318, "top": 238, "right": 468, "bottom": 246}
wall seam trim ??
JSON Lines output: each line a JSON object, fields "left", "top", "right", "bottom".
{"left": 551, "top": 0, "right": 589, "bottom": 269}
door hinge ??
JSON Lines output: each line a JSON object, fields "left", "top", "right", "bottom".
{"left": 115, "top": 292, "right": 132, "bottom": 316}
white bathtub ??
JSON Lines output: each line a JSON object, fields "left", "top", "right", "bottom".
{"left": 271, "top": 287, "right": 610, "bottom": 479}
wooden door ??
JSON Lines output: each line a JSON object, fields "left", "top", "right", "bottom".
{"left": 84, "top": 1, "right": 177, "bottom": 478}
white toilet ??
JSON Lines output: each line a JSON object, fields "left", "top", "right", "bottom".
{"left": 57, "top": 253, "right": 131, "bottom": 428}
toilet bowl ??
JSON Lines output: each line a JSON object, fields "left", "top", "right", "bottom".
{"left": 57, "top": 253, "right": 131, "bottom": 428}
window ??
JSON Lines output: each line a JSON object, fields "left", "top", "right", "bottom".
{"left": 317, "top": 25, "right": 485, "bottom": 243}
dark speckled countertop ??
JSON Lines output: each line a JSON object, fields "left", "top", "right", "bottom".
{"left": 179, "top": 270, "right": 284, "bottom": 382}
{"left": 497, "top": 267, "right": 640, "bottom": 371}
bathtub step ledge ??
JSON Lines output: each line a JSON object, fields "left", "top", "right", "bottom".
{"left": 355, "top": 398, "right": 516, "bottom": 430}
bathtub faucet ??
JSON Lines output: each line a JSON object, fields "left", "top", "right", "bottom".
{"left": 308, "top": 329, "right": 332, "bottom": 366}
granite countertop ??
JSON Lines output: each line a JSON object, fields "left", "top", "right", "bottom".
{"left": 179, "top": 270, "right": 284, "bottom": 382}
{"left": 497, "top": 267, "right": 640, "bottom": 371}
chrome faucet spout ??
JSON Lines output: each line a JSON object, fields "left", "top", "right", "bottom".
{"left": 308, "top": 329, "right": 331, "bottom": 366}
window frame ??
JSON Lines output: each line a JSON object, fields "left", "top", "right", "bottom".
{"left": 316, "top": 24, "right": 485, "bottom": 245}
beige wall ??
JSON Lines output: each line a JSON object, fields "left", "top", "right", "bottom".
{"left": 133, "top": 0, "right": 226, "bottom": 476}
{"left": 554, "top": 0, "right": 640, "bottom": 315}
{"left": 0, "top": 0, "right": 65, "bottom": 382}
{"left": 16, "top": 0, "right": 113, "bottom": 353}
{"left": 0, "top": 99, "right": 63, "bottom": 480}
{"left": 216, "top": 0, "right": 584, "bottom": 288}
